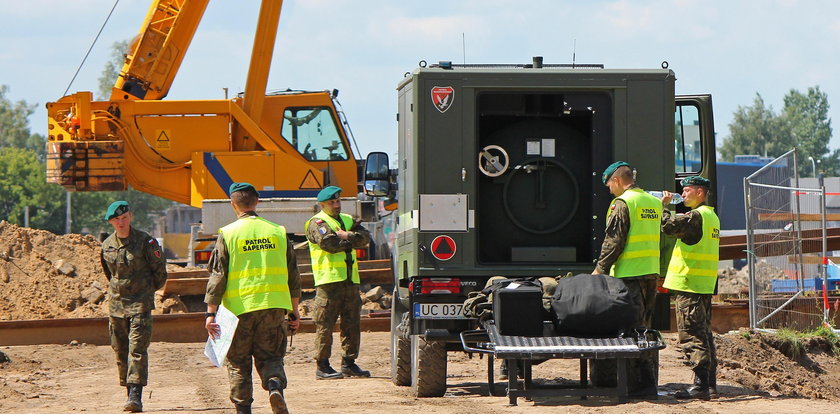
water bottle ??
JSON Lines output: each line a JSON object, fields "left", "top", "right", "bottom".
{"left": 647, "top": 191, "right": 684, "bottom": 204}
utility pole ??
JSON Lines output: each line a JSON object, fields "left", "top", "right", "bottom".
{"left": 65, "top": 192, "right": 72, "bottom": 234}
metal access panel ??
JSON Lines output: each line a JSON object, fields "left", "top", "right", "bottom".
{"left": 397, "top": 64, "right": 676, "bottom": 277}
{"left": 419, "top": 194, "right": 468, "bottom": 231}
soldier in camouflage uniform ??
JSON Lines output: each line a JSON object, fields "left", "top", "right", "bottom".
{"left": 305, "top": 186, "right": 372, "bottom": 379}
{"left": 205, "top": 183, "right": 301, "bottom": 414}
{"left": 591, "top": 162, "right": 661, "bottom": 397}
{"left": 100, "top": 201, "right": 167, "bottom": 412}
{"left": 660, "top": 176, "right": 720, "bottom": 400}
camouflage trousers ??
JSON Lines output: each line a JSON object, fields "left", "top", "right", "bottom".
{"left": 109, "top": 312, "right": 153, "bottom": 386}
{"left": 590, "top": 274, "right": 659, "bottom": 395}
{"left": 312, "top": 279, "right": 362, "bottom": 362}
{"left": 225, "top": 308, "right": 289, "bottom": 406}
{"left": 673, "top": 291, "right": 716, "bottom": 377}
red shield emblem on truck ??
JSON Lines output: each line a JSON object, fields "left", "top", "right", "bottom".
{"left": 431, "top": 86, "right": 454, "bottom": 113}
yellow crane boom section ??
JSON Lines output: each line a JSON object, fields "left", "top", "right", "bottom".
{"left": 46, "top": 0, "right": 359, "bottom": 207}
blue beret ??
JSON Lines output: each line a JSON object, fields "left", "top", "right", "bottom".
{"left": 105, "top": 201, "right": 129, "bottom": 221}
{"left": 317, "top": 186, "right": 342, "bottom": 202}
{"left": 602, "top": 161, "right": 630, "bottom": 184}
{"left": 229, "top": 182, "right": 258, "bottom": 196}
{"left": 680, "top": 175, "right": 711, "bottom": 189}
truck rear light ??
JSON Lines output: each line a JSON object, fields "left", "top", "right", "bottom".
{"left": 420, "top": 277, "right": 460, "bottom": 294}
{"left": 194, "top": 250, "right": 212, "bottom": 264}
{"left": 355, "top": 248, "right": 367, "bottom": 260}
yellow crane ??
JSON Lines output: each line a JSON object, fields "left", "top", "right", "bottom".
{"left": 46, "top": 0, "right": 360, "bottom": 208}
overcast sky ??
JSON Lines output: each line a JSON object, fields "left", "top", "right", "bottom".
{"left": 3, "top": 0, "right": 840, "bottom": 160}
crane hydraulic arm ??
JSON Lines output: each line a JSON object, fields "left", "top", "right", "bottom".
{"left": 46, "top": 0, "right": 359, "bottom": 208}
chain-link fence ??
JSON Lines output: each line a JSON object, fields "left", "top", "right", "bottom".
{"left": 744, "top": 149, "right": 830, "bottom": 330}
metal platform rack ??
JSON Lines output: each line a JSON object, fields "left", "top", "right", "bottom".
{"left": 460, "top": 320, "right": 666, "bottom": 405}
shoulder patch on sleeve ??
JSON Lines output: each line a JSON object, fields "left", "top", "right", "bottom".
{"left": 318, "top": 227, "right": 327, "bottom": 235}
{"left": 610, "top": 204, "right": 616, "bottom": 211}
{"left": 314, "top": 219, "right": 324, "bottom": 224}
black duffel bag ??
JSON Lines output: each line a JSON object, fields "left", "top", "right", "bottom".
{"left": 550, "top": 273, "right": 639, "bottom": 336}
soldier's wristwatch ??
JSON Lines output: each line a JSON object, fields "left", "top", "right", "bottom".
{"left": 204, "top": 312, "right": 216, "bottom": 318}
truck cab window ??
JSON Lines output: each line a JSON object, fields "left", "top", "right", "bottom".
{"left": 675, "top": 103, "right": 702, "bottom": 173}
{"left": 281, "top": 107, "right": 348, "bottom": 161}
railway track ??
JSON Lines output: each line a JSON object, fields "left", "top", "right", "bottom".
{"left": 0, "top": 304, "right": 756, "bottom": 347}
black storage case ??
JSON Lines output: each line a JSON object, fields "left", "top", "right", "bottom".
{"left": 493, "top": 283, "right": 544, "bottom": 337}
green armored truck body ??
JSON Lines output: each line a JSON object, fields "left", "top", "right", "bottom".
{"left": 364, "top": 61, "right": 715, "bottom": 397}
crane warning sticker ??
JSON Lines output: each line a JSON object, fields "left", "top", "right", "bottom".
{"left": 299, "top": 170, "right": 322, "bottom": 190}
{"left": 431, "top": 86, "right": 454, "bottom": 113}
{"left": 430, "top": 235, "right": 456, "bottom": 261}
{"left": 155, "top": 129, "right": 171, "bottom": 150}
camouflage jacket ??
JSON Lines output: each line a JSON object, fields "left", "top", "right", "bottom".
{"left": 204, "top": 211, "right": 302, "bottom": 306}
{"left": 305, "top": 213, "right": 371, "bottom": 253}
{"left": 660, "top": 205, "right": 704, "bottom": 246}
{"left": 594, "top": 197, "right": 631, "bottom": 275}
{"left": 100, "top": 227, "right": 168, "bottom": 317}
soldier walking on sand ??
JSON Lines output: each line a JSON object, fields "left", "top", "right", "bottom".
{"left": 100, "top": 201, "right": 168, "bottom": 412}
{"left": 205, "top": 183, "right": 301, "bottom": 414}
{"left": 659, "top": 176, "right": 720, "bottom": 400}
{"left": 305, "top": 186, "right": 372, "bottom": 379}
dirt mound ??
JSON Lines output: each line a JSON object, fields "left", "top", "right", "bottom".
{"left": 0, "top": 221, "right": 188, "bottom": 320}
{"left": 717, "top": 261, "right": 784, "bottom": 295}
{"left": 717, "top": 329, "right": 840, "bottom": 400}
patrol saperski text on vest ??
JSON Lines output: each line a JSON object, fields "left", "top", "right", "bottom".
{"left": 241, "top": 237, "right": 277, "bottom": 252}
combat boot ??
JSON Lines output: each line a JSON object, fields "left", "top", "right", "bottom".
{"left": 124, "top": 384, "right": 143, "bottom": 412}
{"left": 267, "top": 378, "right": 290, "bottom": 414}
{"left": 315, "top": 359, "right": 343, "bottom": 380}
{"left": 340, "top": 357, "right": 371, "bottom": 377}
{"left": 234, "top": 403, "right": 252, "bottom": 414}
{"left": 708, "top": 365, "right": 719, "bottom": 398}
{"left": 674, "top": 369, "right": 710, "bottom": 400}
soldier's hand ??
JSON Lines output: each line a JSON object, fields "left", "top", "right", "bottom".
{"left": 205, "top": 317, "right": 221, "bottom": 339}
{"left": 661, "top": 190, "right": 673, "bottom": 206}
{"left": 288, "top": 311, "right": 300, "bottom": 333}
{"left": 335, "top": 229, "right": 350, "bottom": 240}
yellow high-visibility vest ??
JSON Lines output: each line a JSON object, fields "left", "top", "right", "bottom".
{"left": 664, "top": 205, "right": 720, "bottom": 294}
{"left": 305, "top": 211, "right": 360, "bottom": 286}
{"left": 608, "top": 188, "right": 662, "bottom": 278}
{"left": 220, "top": 216, "right": 291, "bottom": 316}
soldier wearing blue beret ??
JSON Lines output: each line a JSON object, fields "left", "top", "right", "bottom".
{"left": 659, "top": 176, "right": 720, "bottom": 400}
{"left": 100, "top": 201, "right": 167, "bottom": 412}
{"left": 305, "top": 186, "right": 372, "bottom": 379}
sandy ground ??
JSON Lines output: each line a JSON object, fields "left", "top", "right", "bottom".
{"left": 1, "top": 331, "right": 838, "bottom": 414}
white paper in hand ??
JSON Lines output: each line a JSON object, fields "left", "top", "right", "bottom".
{"left": 204, "top": 304, "right": 239, "bottom": 367}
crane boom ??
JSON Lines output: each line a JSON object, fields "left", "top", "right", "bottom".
{"left": 112, "top": 0, "right": 210, "bottom": 101}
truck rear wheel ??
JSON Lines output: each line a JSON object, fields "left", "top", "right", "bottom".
{"left": 410, "top": 334, "right": 447, "bottom": 397}
{"left": 390, "top": 294, "right": 411, "bottom": 386}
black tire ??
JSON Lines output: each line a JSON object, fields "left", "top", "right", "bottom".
{"left": 410, "top": 334, "right": 447, "bottom": 397}
{"left": 390, "top": 293, "right": 411, "bottom": 386}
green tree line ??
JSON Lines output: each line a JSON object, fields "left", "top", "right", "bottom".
{"left": 719, "top": 86, "right": 836, "bottom": 176}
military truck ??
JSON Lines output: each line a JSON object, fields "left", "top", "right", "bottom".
{"left": 363, "top": 58, "right": 716, "bottom": 397}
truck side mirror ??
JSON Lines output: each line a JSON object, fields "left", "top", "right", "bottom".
{"left": 364, "top": 152, "right": 390, "bottom": 196}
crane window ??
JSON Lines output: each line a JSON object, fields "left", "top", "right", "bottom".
{"left": 675, "top": 103, "right": 702, "bottom": 173}
{"left": 281, "top": 107, "right": 348, "bottom": 161}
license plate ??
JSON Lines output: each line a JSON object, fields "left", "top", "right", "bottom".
{"left": 413, "top": 303, "right": 468, "bottom": 319}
